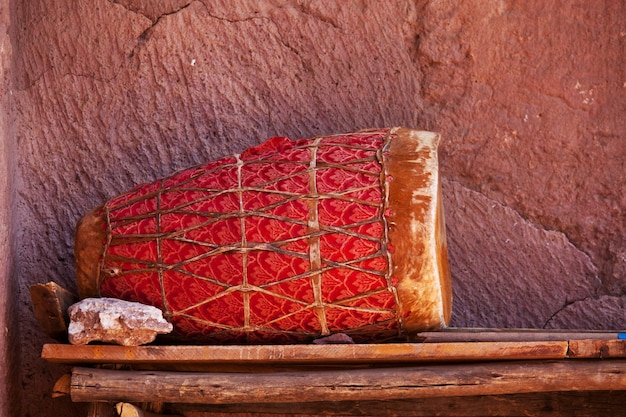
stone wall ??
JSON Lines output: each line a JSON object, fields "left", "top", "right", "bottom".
{"left": 1, "top": 0, "right": 19, "bottom": 415}
{"left": 7, "top": 1, "right": 625, "bottom": 415}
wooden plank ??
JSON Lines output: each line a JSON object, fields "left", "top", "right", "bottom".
{"left": 170, "top": 391, "right": 626, "bottom": 416}
{"left": 42, "top": 341, "right": 567, "bottom": 370}
{"left": 568, "top": 339, "right": 626, "bottom": 358}
{"left": 29, "top": 282, "right": 78, "bottom": 341}
{"left": 416, "top": 328, "right": 626, "bottom": 342}
{"left": 69, "top": 360, "right": 626, "bottom": 404}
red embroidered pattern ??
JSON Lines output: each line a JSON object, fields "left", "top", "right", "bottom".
{"left": 99, "top": 129, "right": 403, "bottom": 343}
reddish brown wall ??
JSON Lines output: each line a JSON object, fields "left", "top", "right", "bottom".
{"left": 1, "top": 0, "right": 20, "bottom": 415}
{"left": 8, "top": 1, "right": 625, "bottom": 416}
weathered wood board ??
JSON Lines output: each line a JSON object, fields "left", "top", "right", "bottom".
{"left": 43, "top": 341, "right": 569, "bottom": 372}
{"left": 29, "top": 282, "right": 78, "bottom": 341}
{"left": 70, "top": 360, "right": 626, "bottom": 404}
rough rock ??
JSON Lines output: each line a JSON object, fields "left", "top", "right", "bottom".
{"left": 545, "top": 296, "right": 626, "bottom": 330}
{"left": 67, "top": 298, "right": 173, "bottom": 346}
{"left": 443, "top": 179, "right": 601, "bottom": 328}
{"left": 414, "top": 1, "right": 626, "bottom": 291}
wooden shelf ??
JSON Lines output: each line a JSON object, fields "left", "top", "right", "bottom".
{"left": 41, "top": 335, "right": 626, "bottom": 416}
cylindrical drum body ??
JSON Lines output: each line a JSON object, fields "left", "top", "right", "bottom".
{"left": 75, "top": 127, "right": 451, "bottom": 343}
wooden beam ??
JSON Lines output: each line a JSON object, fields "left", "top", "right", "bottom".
{"left": 42, "top": 341, "right": 568, "bottom": 371}
{"left": 69, "top": 360, "right": 626, "bottom": 404}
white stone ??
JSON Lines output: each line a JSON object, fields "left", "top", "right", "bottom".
{"left": 68, "top": 298, "right": 173, "bottom": 346}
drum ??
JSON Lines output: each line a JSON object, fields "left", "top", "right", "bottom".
{"left": 75, "top": 127, "right": 451, "bottom": 343}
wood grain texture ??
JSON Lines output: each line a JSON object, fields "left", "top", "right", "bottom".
{"left": 69, "top": 360, "right": 626, "bottom": 404}
{"left": 569, "top": 339, "right": 626, "bottom": 358}
{"left": 29, "top": 281, "right": 78, "bottom": 340}
{"left": 42, "top": 341, "right": 568, "bottom": 369}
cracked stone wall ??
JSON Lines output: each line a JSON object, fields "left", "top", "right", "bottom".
{"left": 8, "top": 1, "right": 625, "bottom": 416}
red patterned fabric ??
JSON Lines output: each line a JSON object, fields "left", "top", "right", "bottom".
{"left": 99, "top": 129, "right": 403, "bottom": 343}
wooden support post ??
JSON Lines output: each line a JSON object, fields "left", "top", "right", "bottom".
{"left": 70, "top": 360, "right": 626, "bottom": 404}
{"left": 30, "top": 282, "right": 78, "bottom": 341}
